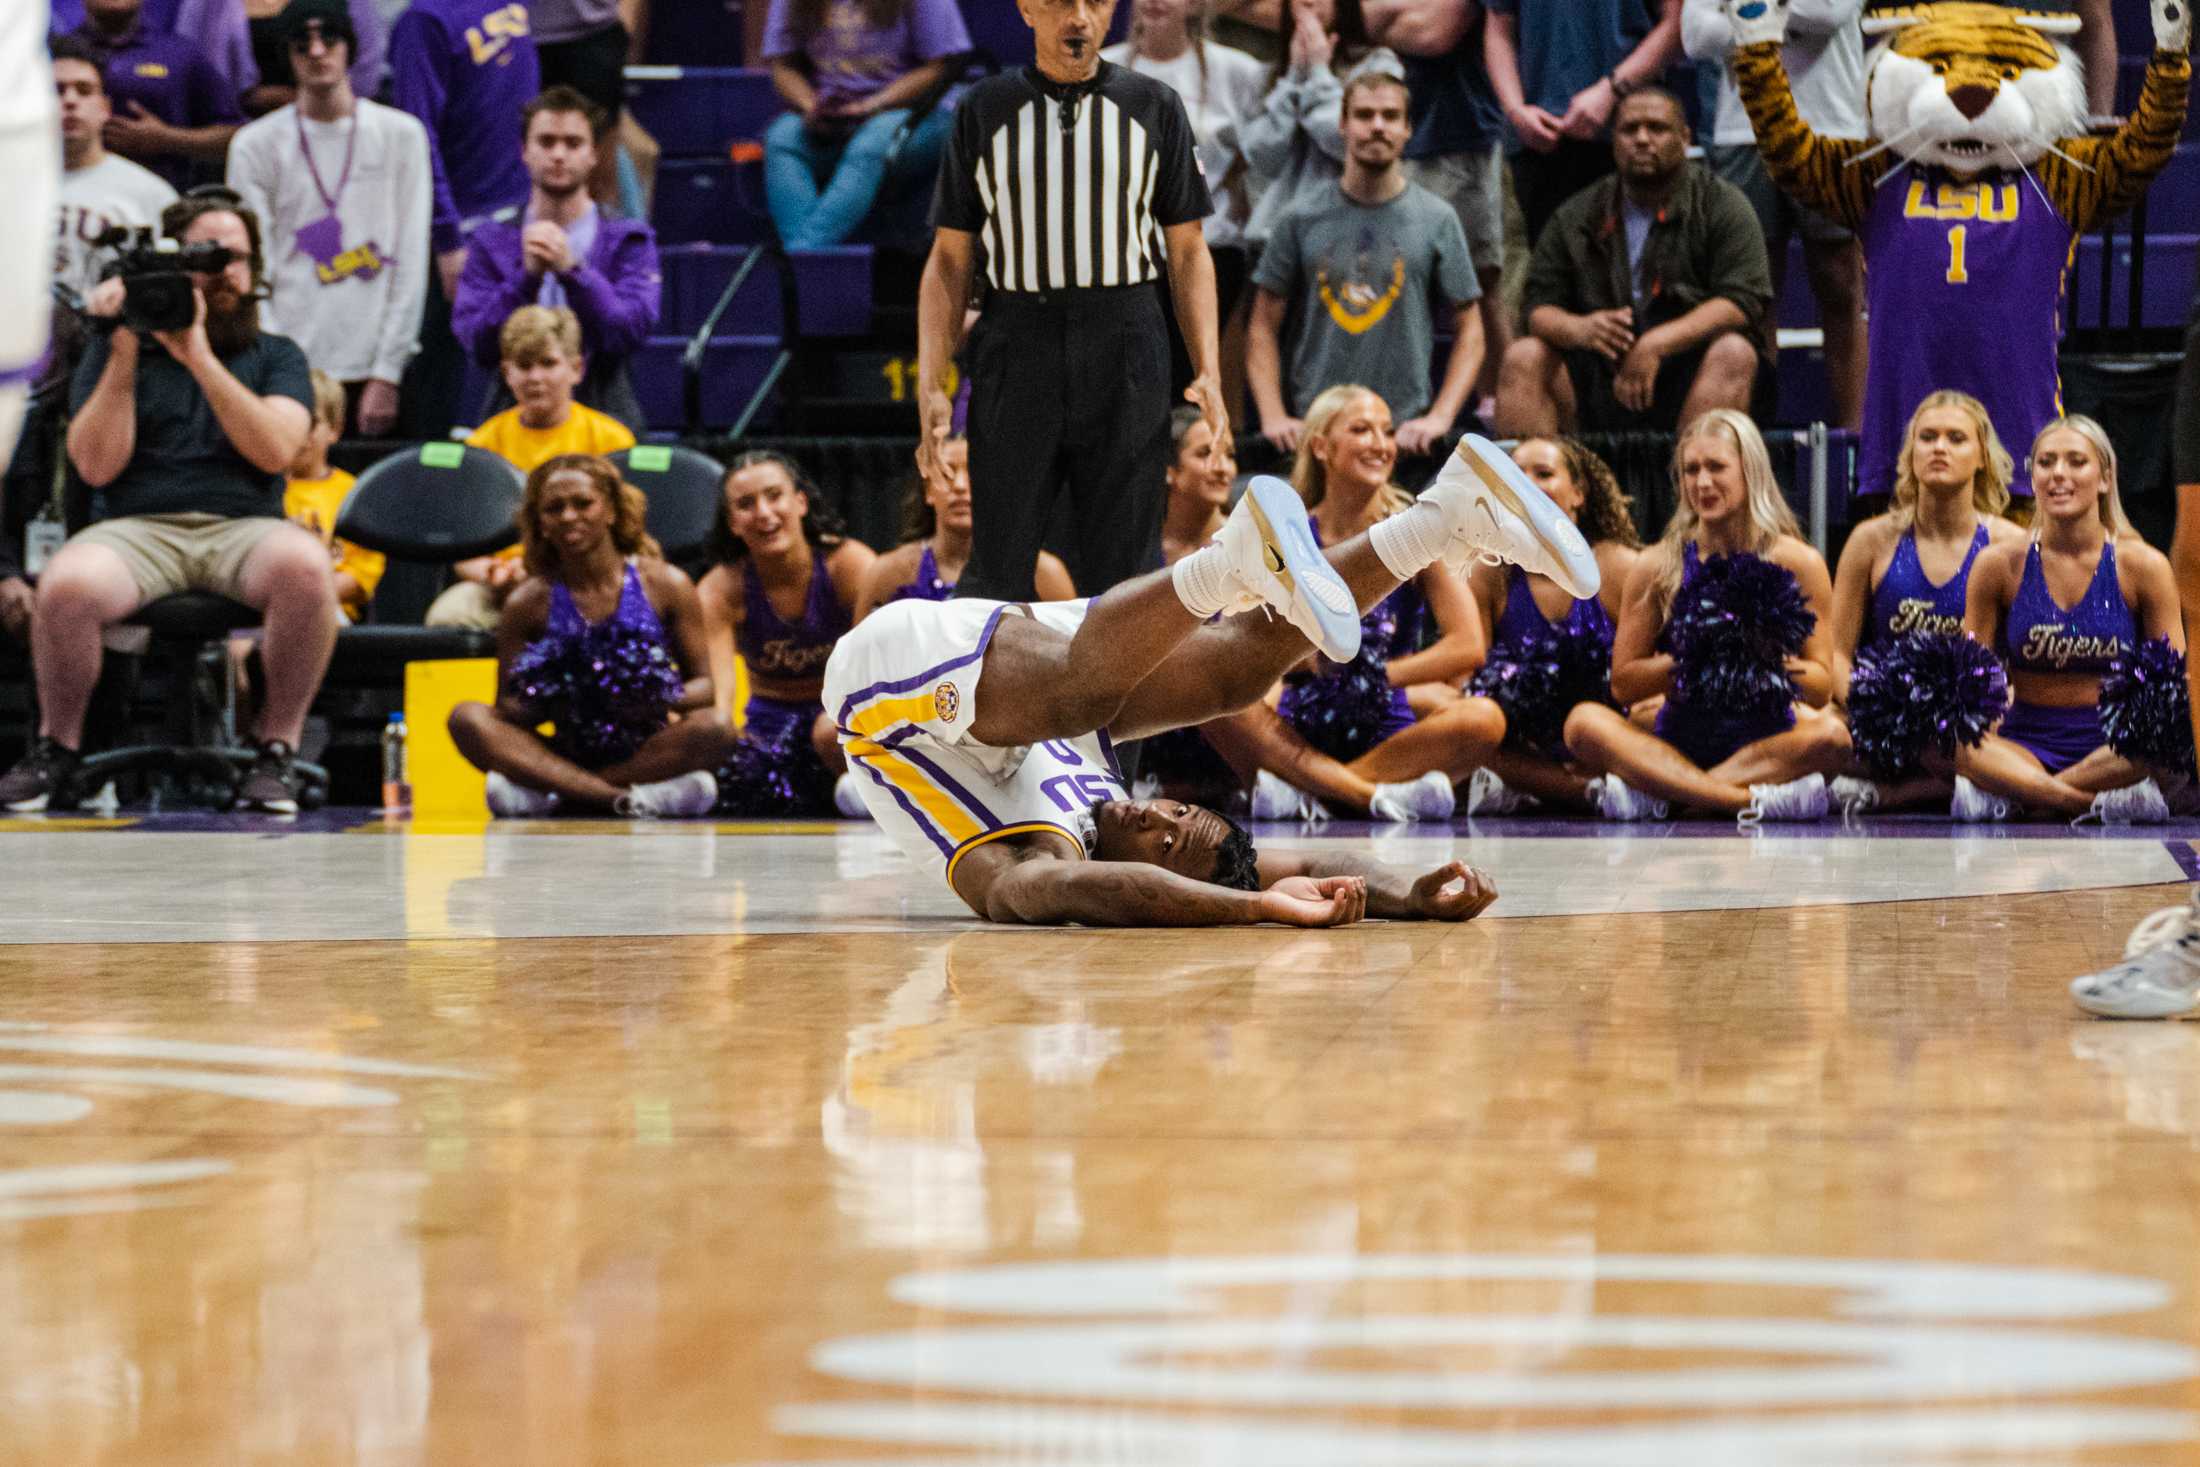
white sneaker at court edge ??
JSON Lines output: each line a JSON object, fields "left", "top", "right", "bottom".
{"left": 1592, "top": 775, "right": 1668, "bottom": 822}
{"left": 1465, "top": 766, "right": 1533, "bottom": 816}
{"left": 618, "top": 770, "right": 719, "bottom": 819}
{"left": 1950, "top": 775, "right": 2009, "bottom": 823}
{"left": 2071, "top": 888, "right": 2200, "bottom": 1018}
{"left": 1368, "top": 769, "right": 1455, "bottom": 823}
{"left": 1738, "top": 773, "right": 1828, "bottom": 826}
{"left": 486, "top": 772, "right": 559, "bottom": 818}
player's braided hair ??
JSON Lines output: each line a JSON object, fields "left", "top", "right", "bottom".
{"left": 1211, "top": 813, "right": 1260, "bottom": 892}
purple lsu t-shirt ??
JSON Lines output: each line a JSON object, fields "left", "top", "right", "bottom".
{"left": 1860, "top": 166, "right": 2074, "bottom": 499}
{"left": 761, "top": 0, "right": 972, "bottom": 111}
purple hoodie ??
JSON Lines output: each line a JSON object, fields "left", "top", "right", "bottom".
{"left": 389, "top": 0, "right": 541, "bottom": 255}
{"left": 450, "top": 211, "right": 663, "bottom": 367}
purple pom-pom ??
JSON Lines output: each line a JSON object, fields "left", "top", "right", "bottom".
{"left": 1847, "top": 630, "right": 2010, "bottom": 778}
{"left": 2099, "top": 636, "right": 2196, "bottom": 775}
{"left": 1468, "top": 619, "right": 1615, "bottom": 757}
{"left": 507, "top": 623, "right": 685, "bottom": 770}
{"left": 1279, "top": 650, "right": 1404, "bottom": 763}
{"left": 1659, "top": 551, "right": 1814, "bottom": 726}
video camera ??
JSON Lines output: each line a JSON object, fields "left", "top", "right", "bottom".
{"left": 88, "top": 227, "right": 239, "bottom": 335}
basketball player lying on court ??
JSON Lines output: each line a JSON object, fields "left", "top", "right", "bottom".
{"left": 824, "top": 437, "right": 1600, "bottom": 926}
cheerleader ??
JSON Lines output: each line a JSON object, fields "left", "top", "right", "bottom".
{"left": 1216, "top": 384, "right": 1495, "bottom": 822}
{"left": 1456, "top": 436, "right": 1640, "bottom": 815}
{"left": 449, "top": 455, "right": 729, "bottom": 817}
{"left": 1563, "top": 410, "right": 1849, "bottom": 822}
{"left": 696, "top": 452, "right": 876, "bottom": 816}
{"left": 1137, "top": 407, "right": 1249, "bottom": 805}
{"left": 854, "top": 434, "right": 1075, "bottom": 617}
{"left": 1826, "top": 392, "right": 2025, "bottom": 814}
{"left": 1955, "top": 416, "right": 2182, "bottom": 822}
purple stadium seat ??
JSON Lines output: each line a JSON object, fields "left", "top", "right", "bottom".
{"left": 642, "top": 0, "right": 743, "bottom": 67}
{"left": 2069, "top": 233, "right": 2198, "bottom": 330}
{"left": 630, "top": 335, "right": 785, "bottom": 430}
{"left": 653, "top": 158, "right": 772, "bottom": 245}
{"left": 660, "top": 244, "right": 874, "bottom": 337}
{"left": 626, "top": 67, "right": 784, "bottom": 157}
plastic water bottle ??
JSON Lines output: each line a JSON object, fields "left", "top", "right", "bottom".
{"left": 381, "top": 711, "right": 410, "bottom": 814}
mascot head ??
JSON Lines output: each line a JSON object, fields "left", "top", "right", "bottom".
{"left": 1865, "top": 3, "right": 2087, "bottom": 174}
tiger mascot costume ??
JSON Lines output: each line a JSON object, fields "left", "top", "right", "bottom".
{"left": 1727, "top": 0, "right": 2191, "bottom": 500}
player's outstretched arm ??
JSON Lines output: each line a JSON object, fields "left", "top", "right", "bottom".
{"left": 1257, "top": 853, "right": 1499, "bottom": 922}
{"left": 955, "top": 844, "right": 1367, "bottom": 928}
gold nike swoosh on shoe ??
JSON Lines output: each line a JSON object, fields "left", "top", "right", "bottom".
{"left": 1458, "top": 442, "right": 1570, "bottom": 568}
{"left": 1246, "top": 494, "right": 1297, "bottom": 597}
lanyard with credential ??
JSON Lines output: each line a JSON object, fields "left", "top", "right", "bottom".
{"left": 292, "top": 108, "right": 358, "bottom": 268}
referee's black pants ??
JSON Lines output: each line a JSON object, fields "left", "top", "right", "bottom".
{"left": 959, "top": 284, "right": 1172, "bottom": 603}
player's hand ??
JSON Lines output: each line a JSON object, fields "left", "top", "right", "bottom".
{"left": 356, "top": 378, "right": 400, "bottom": 437}
{"left": 1394, "top": 413, "right": 1452, "bottom": 456}
{"left": 1407, "top": 860, "right": 1497, "bottom": 921}
{"left": 1614, "top": 340, "right": 1662, "bottom": 412}
{"left": 1559, "top": 75, "right": 1617, "bottom": 139}
{"left": 1725, "top": 0, "right": 1790, "bottom": 48}
{"left": 1258, "top": 874, "right": 1367, "bottom": 926}
{"left": 1577, "top": 308, "right": 1636, "bottom": 361}
{"left": 916, "top": 385, "right": 954, "bottom": 482}
{"left": 1185, "top": 373, "right": 1230, "bottom": 450}
{"left": 0, "top": 577, "right": 35, "bottom": 645}
{"left": 1504, "top": 103, "right": 1565, "bottom": 153}
{"left": 149, "top": 286, "right": 211, "bottom": 366}
{"left": 1261, "top": 414, "right": 1304, "bottom": 454}
{"left": 2156, "top": 0, "right": 2193, "bottom": 52}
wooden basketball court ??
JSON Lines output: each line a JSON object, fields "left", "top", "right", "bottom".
{"left": 4, "top": 814, "right": 2200, "bottom": 1464}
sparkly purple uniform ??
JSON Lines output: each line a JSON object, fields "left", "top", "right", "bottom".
{"left": 1996, "top": 539, "right": 2134, "bottom": 773}
{"left": 516, "top": 563, "right": 683, "bottom": 770}
{"left": 885, "top": 543, "right": 953, "bottom": 604}
{"left": 1276, "top": 515, "right": 1425, "bottom": 762}
{"left": 1863, "top": 525, "right": 1989, "bottom": 649}
{"left": 1491, "top": 565, "right": 1613, "bottom": 651}
{"left": 718, "top": 553, "right": 853, "bottom": 815}
{"left": 1861, "top": 169, "right": 2075, "bottom": 499}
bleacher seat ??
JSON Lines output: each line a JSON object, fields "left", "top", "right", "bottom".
{"left": 626, "top": 66, "right": 783, "bottom": 157}
{"left": 662, "top": 244, "right": 874, "bottom": 338}
{"left": 654, "top": 158, "right": 772, "bottom": 246}
{"left": 2070, "top": 233, "right": 2198, "bottom": 330}
{"left": 631, "top": 336, "right": 785, "bottom": 429}
{"left": 641, "top": 0, "right": 744, "bottom": 66}
{"left": 613, "top": 445, "right": 727, "bottom": 574}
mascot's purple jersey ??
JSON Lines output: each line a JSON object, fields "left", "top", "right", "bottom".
{"left": 1860, "top": 170, "right": 2071, "bottom": 499}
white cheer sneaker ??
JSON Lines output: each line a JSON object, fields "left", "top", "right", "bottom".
{"left": 486, "top": 772, "right": 559, "bottom": 818}
{"left": 1592, "top": 775, "right": 1668, "bottom": 822}
{"left": 1425, "top": 434, "right": 1602, "bottom": 599}
{"left": 2071, "top": 889, "right": 2200, "bottom": 1019}
{"left": 1368, "top": 769, "right": 1455, "bottom": 823}
{"left": 617, "top": 769, "right": 719, "bottom": 819}
{"left": 1214, "top": 475, "right": 1362, "bottom": 662}
{"left": 1738, "top": 773, "right": 1828, "bottom": 826}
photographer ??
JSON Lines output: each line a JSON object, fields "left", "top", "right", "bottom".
{"left": 0, "top": 196, "right": 336, "bottom": 815}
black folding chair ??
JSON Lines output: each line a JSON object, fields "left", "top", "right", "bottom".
{"left": 612, "top": 444, "right": 724, "bottom": 578}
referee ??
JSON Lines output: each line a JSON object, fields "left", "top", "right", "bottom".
{"left": 916, "top": 0, "right": 1228, "bottom": 602}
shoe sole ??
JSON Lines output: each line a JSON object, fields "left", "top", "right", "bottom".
{"left": 1453, "top": 435, "right": 1602, "bottom": 600}
{"left": 1241, "top": 476, "right": 1362, "bottom": 662}
{"left": 2, "top": 794, "right": 51, "bottom": 813}
{"left": 2071, "top": 980, "right": 2200, "bottom": 1019}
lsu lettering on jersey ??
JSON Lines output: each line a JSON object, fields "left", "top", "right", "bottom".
{"left": 824, "top": 598, "right": 1132, "bottom": 890}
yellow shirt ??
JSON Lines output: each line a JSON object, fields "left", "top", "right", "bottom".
{"left": 466, "top": 405, "right": 638, "bottom": 562}
{"left": 284, "top": 469, "right": 385, "bottom": 623}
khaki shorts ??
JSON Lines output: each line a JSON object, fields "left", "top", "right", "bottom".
{"left": 71, "top": 513, "right": 295, "bottom": 605}
{"left": 1406, "top": 145, "right": 1506, "bottom": 275}
{"left": 425, "top": 579, "right": 500, "bottom": 630}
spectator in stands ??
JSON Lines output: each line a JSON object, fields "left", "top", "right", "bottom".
{"left": 1222, "top": 0, "right": 1402, "bottom": 247}
{"left": 228, "top": 0, "right": 430, "bottom": 439}
{"left": 1561, "top": 408, "right": 1847, "bottom": 823}
{"left": 1369, "top": 0, "right": 1512, "bottom": 430}
{"left": 695, "top": 452, "right": 875, "bottom": 817}
{"left": 239, "top": 0, "right": 389, "bottom": 115}
{"left": 1106, "top": 0, "right": 1267, "bottom": 410}
{"left": 1484, "top": 0, "right": 1682, "bottom": 245}
{"left": 1248, "top": 72, "right": 1482, "bottom": 456}
{"left": 1495, "top": 87, "right": 1770, "bottom": 438}
{"left": 761, "top": 0, "right": 972, "bottom": 250}
{"left": 528, "top": 0, "right": 632, "bottom": 205}
{"left": 389, "top": 0, "right": 541, "bottom": 298}
{"left": 69, "top": 0, "right": 246, "bottom": 189}
{"left": 853, "top": 436, "right": 1075, "bottom": 618}
{"left": 285, "top": 368, "right": 384, "bottom": 623}
{"left": 52, "top": 35, "right": 179, "bottom": 302}
{"left": 428, "top": 304, "right": 636, "bottom": 629}
{"left": 50, "top": 0, "right": 258, "bottom": 119}
{"left": 449, "top": 453, "right": 728, "bottom": 818}
{"left": 0, "top": 196, "right": 334, "bottom": 815}
{"left": 1223, "top": 383, "right": 1491, "bottom": 823}
{"left": 452, "top": 85, "right": 661, "bottom": 429}
{"left": 1683, "top": 0, "right": 1865, "bottom": 430}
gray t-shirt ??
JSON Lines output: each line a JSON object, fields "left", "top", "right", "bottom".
{"left": 1622, "top": 197, "right": 1656, "bottom": 311}
{"left": 1254, "top": 180, "right": 1479, "bottom": 422}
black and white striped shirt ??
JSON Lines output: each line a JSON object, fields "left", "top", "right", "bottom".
{"left": 932, "top": 63, "right": 1210, "bottom": 293}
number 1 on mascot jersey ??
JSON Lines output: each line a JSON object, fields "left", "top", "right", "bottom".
{"left": 1723, "top": 0, "right": 2192, "bottom": 498}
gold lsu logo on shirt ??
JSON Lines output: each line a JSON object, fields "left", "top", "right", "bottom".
{"left": 315, "top": 242, "right": 392, "bottom": 285}
{"left": 1902, "top": 179, "right": 2023, "bottom": 222}
{"left": 465, "top": 4, "right": 530, "bottom": 66}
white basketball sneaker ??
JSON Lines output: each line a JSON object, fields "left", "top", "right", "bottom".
{"left": 2071, "top": 889, "right": 2200, "bottom": 1018}
{"left": 1424, "top": 434, "right": 1601, "bottom": 599}
{"left": 1950, "top": 775, "right": 2010, "bottom": 823}
{"left": 833, "top": 771, "right": 873, "bottom": 819}
{"left": 1592, "top": 774, "right": 1669, "bottom": 822}
{"left": 1830, "top": 775, "right": 1880, "bottom": 816}
{"left": 618, "top": 769, "right": 719, "bottom": 819}
{"left": 486, "top": 771, "right": 559, "bottom": 818}
{"left": 2078, "top": 778, "right": 2171, "bottom": 827}
{"left": 1368, "top": 769, "right": 1456, "bottom": 823}
{"left": 1738, "top": 772, "right": 1828, "bottom": 826}
{"left": 1465, "top": 766, "right": 1533, "bottom": 816}
{"left": 1213, "top": 475, "right": 1362, "bottom": 662}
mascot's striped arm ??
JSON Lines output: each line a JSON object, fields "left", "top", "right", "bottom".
{"left": 2038, "top": 49, "right": 2188, "bottom": 232}
{"left": 1730, "top": 41, "right": 1882, "bottom": 230}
